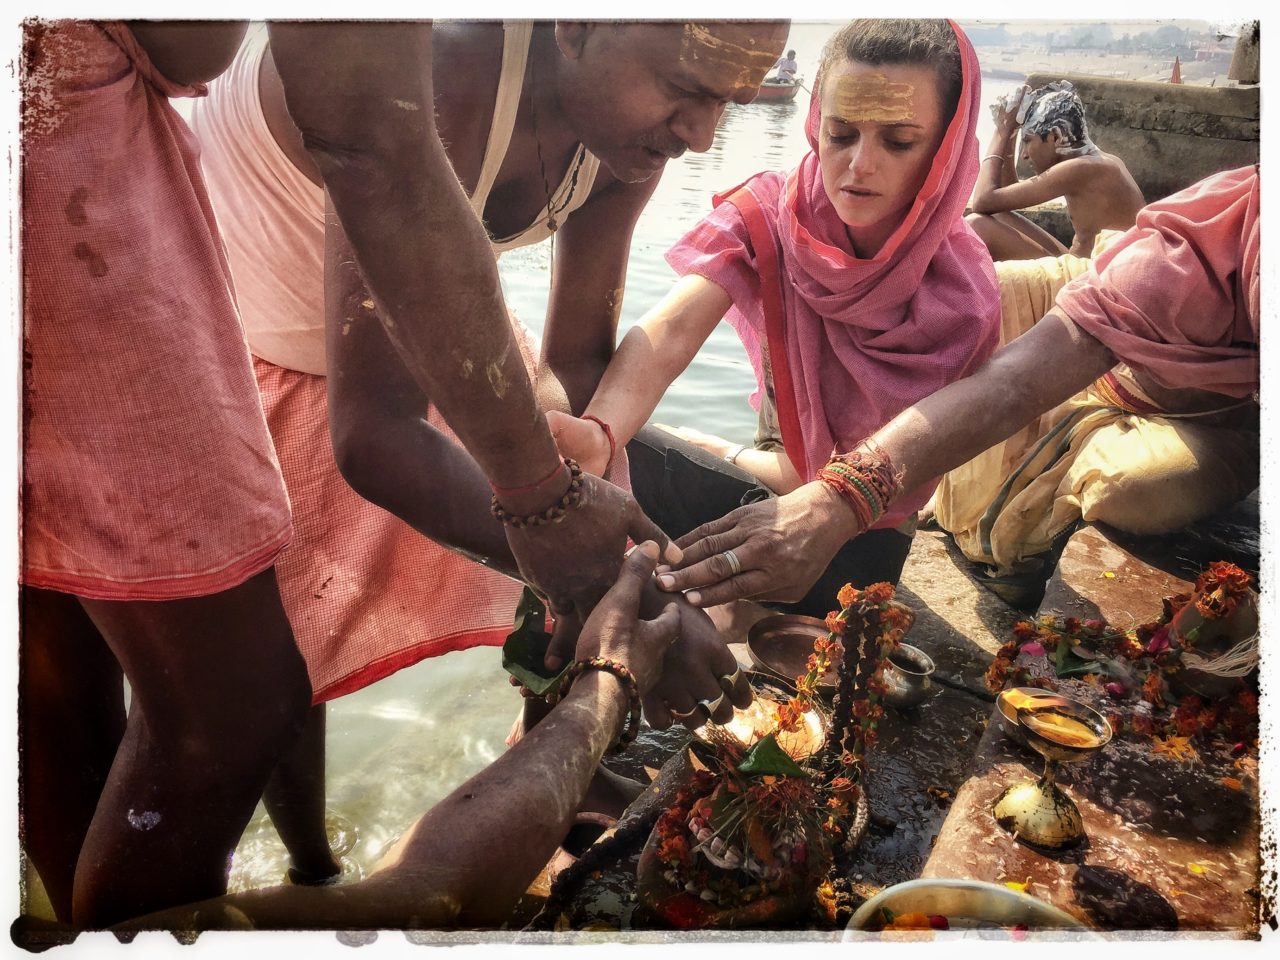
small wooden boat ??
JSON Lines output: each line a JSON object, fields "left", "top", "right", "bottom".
{"left": 754, "top": 76, "right": 801, "bottom": 103}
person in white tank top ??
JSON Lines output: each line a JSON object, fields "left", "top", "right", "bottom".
{"left": 190, "top": 20, "right": 787, "bottom": 888}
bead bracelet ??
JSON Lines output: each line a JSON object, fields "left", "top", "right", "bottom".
{"left": 491, "top": 457, "right": 585, "bottom": 528}
{"left": 556, "top": 656, "right": 642, "bottom": 753}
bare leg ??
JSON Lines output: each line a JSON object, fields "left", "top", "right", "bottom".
{"left": 70, "top": 568, "right": 312, "bottom": 928}
{"left": 19, "top": 588, "right": 126, "bottom": 922}
{"left": 263, "top": 704, "right": 342, "bottom": 884}
{"left": 966, "top": 211, "right": 1069, "bottom": 261}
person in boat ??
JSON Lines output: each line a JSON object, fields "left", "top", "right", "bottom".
{"left": 965, "top": 80, "right": 1145, "bottom": 260}
{"left": 652, "top": 166, "right": 1258, "bottom": 612}
{"left": 20, "top": 20, "right": 312, "bottom": 927}
{"left": 90, "top": 545, "right": 682, "bottom": 933}
{"left": 773, "top": 49, "right": 799, "bottom": 82}
{"left": 545, "top": 18, "right": 1000, "bottom": 623}
{"left": 188, "top": 21, "right": 784, "bottom": 880}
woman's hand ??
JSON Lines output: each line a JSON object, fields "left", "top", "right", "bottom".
{"left": 655, "top": 481, "right": 863, "bottom": 608}
{"left": 638, "top": 587, "right": 752, "bottom": 730}
{"left": 572, "top": 541, "right": 681, "bottom": 696}
{"left": 653, "top": 423, "right": 737, "bottom": 460}
{"left": 546, "top": 410, "right": 612, "bottom": 477}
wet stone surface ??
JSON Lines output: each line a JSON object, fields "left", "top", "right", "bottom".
{"left": 921, "top": 687, "right": 1261, "bottom": 933}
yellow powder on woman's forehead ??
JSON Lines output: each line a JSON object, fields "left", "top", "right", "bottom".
{"left": 830, "top": 73, "right": 916, "bottom": 123}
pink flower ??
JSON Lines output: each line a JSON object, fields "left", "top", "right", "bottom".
{"left": 1146, "top": 626, "right": 1172, "bottom": 655}
{"left": 1105, "top": 682, "right": 1128, "bottom": 699}
{"left": 1020, "top": 642, "right": 1046, "bottom": 658}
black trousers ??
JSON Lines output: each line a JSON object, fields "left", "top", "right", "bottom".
{"left": 627, "top": 425, "right": 913, "bottom": 619}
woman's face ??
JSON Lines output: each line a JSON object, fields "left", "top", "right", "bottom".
{"left": 818, "top": 59, "right": 949, "bottom": 258}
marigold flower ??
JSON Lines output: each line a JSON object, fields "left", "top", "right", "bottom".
{"left": 1142, "top": 671, "right": 1166, "bottom": 708}
{"left": 824, "top": 612, "right": 846, "bottom": 635}
{"left": 864, "top": 582, "right": 894, "bottom": 606}
{"left": 837, "top": 584, "right": 858, "bottom": 608}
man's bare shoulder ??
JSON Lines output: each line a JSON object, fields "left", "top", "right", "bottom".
{"left": 431, "top": 22, "right": 504, "bottom": 113}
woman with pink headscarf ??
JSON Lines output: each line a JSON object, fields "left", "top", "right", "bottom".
{"left": 552, "top": 19, "right": 1001, "bottom": 619}
{"left": 653, "top": 164, "right": 1260, "bottom": 613}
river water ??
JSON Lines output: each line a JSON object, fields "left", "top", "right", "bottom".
{"left": 221, "top": 46, "right": 1021, "bottom": 893}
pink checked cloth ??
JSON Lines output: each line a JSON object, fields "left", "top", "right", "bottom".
{"left": 20, "top": 21, "right": 291, "bottom": 600}
{"left": 666, "top": 21, "right": 1001, "bottom": 529}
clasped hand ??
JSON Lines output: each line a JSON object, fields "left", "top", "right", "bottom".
{"left": 568, "top": 542, "right": 752, "bottom": 727}
{"left": 505, "top": 470, "right": 679, "bottom": 668}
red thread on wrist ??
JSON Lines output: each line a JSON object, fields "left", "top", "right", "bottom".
{"left": 582, "top": 415, "right": 617, "bottom": 472}
{"left": 489, "top": 457, "right": 569, "bottom": 498}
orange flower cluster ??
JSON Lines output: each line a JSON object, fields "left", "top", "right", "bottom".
{"left": 1193, "top": 561, "right": 1253, "bottom": 620}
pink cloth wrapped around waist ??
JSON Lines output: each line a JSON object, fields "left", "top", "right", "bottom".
{"left": 1055, "top": 166, "right": 1259, "bottom": 399}
{"left": 21, "top": 21, "right": 291, "bottom": 600}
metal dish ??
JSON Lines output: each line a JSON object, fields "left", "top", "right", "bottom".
{"left": 746, "top": 614, "right": 837, "bottom": 693}
{"left": 995, "top": 687, "right": 1072, "bottom": 750}
{"left": 844, "top": 878, "right": 1091, "bottom": 938}
{"left": 882, "top": 643, "right": 935, "bottom": 709}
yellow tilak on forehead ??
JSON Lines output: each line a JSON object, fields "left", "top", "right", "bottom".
{"left": 831, "top": 74, "right": 916, "bottom": 123}
{"left": 679, "top": 22, "right": 777, "bottom": 88}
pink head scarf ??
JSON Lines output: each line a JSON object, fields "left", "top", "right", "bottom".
{"left": 668, "top": 20, "right": 1000, "bottom": 527}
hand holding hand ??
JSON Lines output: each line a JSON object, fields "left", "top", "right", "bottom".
{"left": 572, "top": 541, "right": 681, "bottom": 696}
{"left": 637, "top": 585, "right": 752, "bottom": 730}
{"left": 654, "top": 481, "right": 861, "bottom": 608}
{"left": 505, "top": 471, "right": 681, "bottom": 670}
{"left": 545, "top": 411, "right": 612, "bottom": 477}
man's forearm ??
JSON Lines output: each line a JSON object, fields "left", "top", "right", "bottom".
{"left": 875, "top": 309, "right": 1115, "bottom": 493}
{"left": 269, "top": 22, "right": 561, "bottom": 492}
{"left": 975, "top": 126, "right": 1018, "bottom": 203}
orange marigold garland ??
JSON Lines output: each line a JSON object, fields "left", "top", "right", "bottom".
{"left": 984, "top": 562, "right": 1258, "bottom": 748}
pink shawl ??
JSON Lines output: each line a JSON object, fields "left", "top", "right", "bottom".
{"left": 1056, "top": 166, "right": 1259, "bottom": 398}
{"left": 666, "top": 21, "right": 1000, "bottom": 528}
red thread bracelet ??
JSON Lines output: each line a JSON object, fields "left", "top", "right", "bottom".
{"left": 490, "top": 457, "right": 569, "bottom": 498}
{"left": 582, "top": 415, "right": 617, "bottom": 472}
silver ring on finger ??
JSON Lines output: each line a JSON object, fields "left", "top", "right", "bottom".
{"left": 721, "top": 548, "right": 742, "bottom": 577}
{"left": 698, "top": 691, "right": 728, "bottom": 717}
{"left": 718, "top": 666, "right": 744, "bottom": 693}
{"left": 669, "top": 704, "right": 705, "bottom": 723}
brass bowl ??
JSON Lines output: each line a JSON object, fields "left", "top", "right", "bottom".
{"left": 995, "top": 687, "right": 1072, "bottom": 750}
{"left": 1014, "top": 697, "right": 1112, "bottom": 764}
{"left": 844, "top": 878, "right": 1091, "bottom": 937}
{"left": 881, "top": 643, "right": 935, "bottom": 709}
{"left": 746, "top": 614, "right": 837, "bottom": 693}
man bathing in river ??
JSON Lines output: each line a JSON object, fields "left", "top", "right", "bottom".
{"left": 966, "top": 80, "right": 1145, "bottom": 260}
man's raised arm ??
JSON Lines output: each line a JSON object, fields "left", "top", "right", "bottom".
{"left": 266, "top": 22, "right": 674, "bottom": 625}
{"left": 267, "top": 22, "right": 557, "bottom": 487}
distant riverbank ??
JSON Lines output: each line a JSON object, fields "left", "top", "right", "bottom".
{"left": 974, "top": 46, "right": 1231, "bottom": 86}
